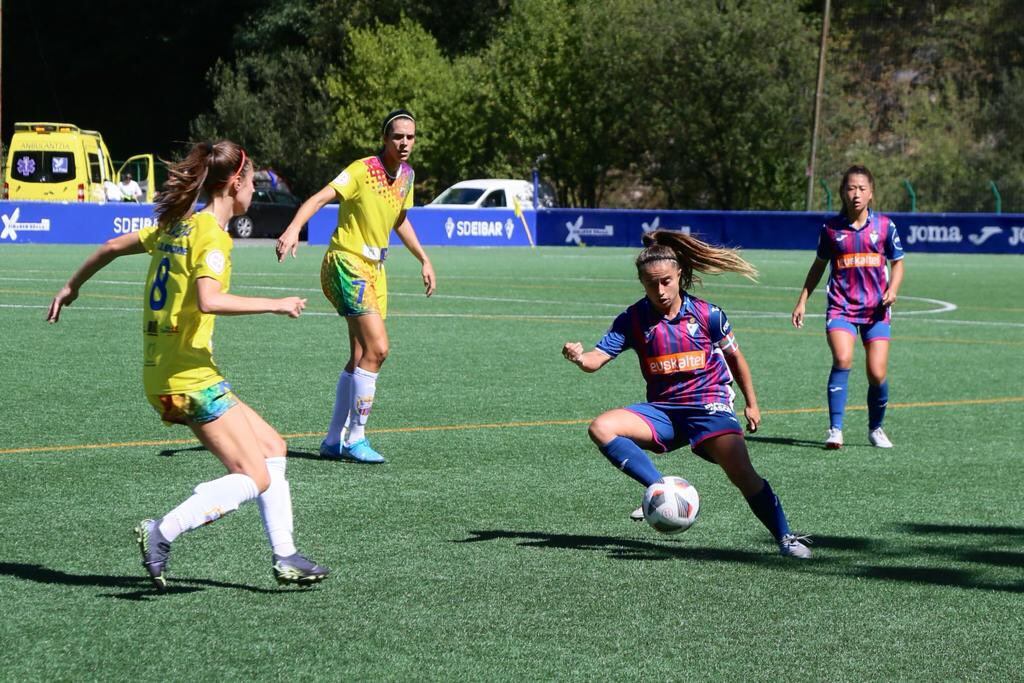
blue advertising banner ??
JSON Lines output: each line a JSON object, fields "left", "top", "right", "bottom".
{"left": 0, "top": 201, "right": 158, "bottom": 243}
{"left": 2, "top": 200, "right": 1022, "bottom": 254}
{"left": 308, "top": 206, "right": 538, "bottom": 247}
{"left": 535, "top": 208, "right": 1024, "bottom": 254}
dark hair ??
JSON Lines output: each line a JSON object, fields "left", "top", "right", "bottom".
{"left": 839, "top": 164, "right": 874, "bottom": 212}
{"left": 153, "top": 141, "right": 251, "bottom": 227}
{"left": 636, "top": 230, "right": 758, "bottom": 290}
{"left": 381, "top": 108, "right": 416, "bottom": 137}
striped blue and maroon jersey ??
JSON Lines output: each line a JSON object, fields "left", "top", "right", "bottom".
{"left": 595, "top": 294, "right": 737, "bottom": 406}
{"left": 816, "top": 210, "right": 905, "bottom": 324}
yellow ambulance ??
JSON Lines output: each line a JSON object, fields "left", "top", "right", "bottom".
{"left": 3, "top": 122, "right": 156, "bottom": 203}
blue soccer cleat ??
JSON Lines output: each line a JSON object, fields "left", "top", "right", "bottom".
{"left": 342, "top": 438, "right": 386, "bottom": 464}
{"left": 319, "top": 437, "right": 385, "bottom": 463}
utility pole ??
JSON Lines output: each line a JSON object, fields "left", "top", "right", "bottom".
{"left": 806, "top": 0, "right": 831, "bottom": 211}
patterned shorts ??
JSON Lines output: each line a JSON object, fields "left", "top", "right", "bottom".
{"left": 320, "top": 250, "right": 388, "bottom": 319}
{"left": 147, "top": 380, "right": 238, "bottom": 426}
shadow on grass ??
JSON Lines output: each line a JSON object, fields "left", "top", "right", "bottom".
{"left": 895, "top": 522, "right": 1024, "bottom": 537}
{"left": 157, "top": 446, "right": 323, "bottom": 461}
{"left": 455, "top": 530, "right": 1024, "bottom": 593}
{"left": 455, "top": 530, "right": 779, "bottom": 565}
{"left": 745, "top": 435, "right": 826, "bottom": 450}
{"left": 0, "top": 562, "right": 304, "bottom": 601}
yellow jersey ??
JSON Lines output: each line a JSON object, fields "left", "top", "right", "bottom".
{"left": 138, "top": 212, "right": 233, "bottom": 395}
{"left": 327, "top": 156, "right": 414, "bottom": 261}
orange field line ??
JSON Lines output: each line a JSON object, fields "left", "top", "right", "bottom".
{"left": 2, "top": 396, "right": 1022, "bottom": 456}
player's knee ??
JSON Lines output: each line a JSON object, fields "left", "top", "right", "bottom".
{"left": 265, "top": 433, "right": 287, "bottom": 458}
{"left": 832, "top": 355, "right": 854, "bottom": 369}
{"left": 248, "top": 469, "right": 271, "bottom": 493}
{"left": 868, "top": 371, "right": 887, "bottom": 386}
{"left": 588, "top": 418, "right": 615, "bottom": 445}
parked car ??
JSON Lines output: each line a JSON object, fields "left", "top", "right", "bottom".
{"left": 228, "top": 189, "right": 307, "bottom": 239}
{"left": 426, "top": 178, "right": 556, "bottom": 210}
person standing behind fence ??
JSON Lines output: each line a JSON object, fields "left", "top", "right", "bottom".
{"left": 276, "top": 108, "right": 436, "bottom": 464}
{"left": 47, "top": 140, "right": 329, "bottom": 590}
{"left": 791, "top": 165, "right": 905, "bottom": 450}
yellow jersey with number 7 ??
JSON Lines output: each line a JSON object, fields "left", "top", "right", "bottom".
{"left": 138, "top": 213, "right": 233, "bottom": 395}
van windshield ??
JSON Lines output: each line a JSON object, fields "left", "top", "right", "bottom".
{"left": 10, "top": 151, "right": 77, "bottom": 183}
{"left": 431, "top": 187, "right": 485, "bottom": 205}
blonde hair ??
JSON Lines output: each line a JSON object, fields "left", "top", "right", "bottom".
{"left": 154, "top": 140, "right": 251, "bottom": 227}
{"left": 636, "top": 229, "right": 758, "bottom": 290}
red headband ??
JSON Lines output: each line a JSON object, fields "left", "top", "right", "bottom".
{"left": 231, "top": 149, "right": 248, "bottom": 181}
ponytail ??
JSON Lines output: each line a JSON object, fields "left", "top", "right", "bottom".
{"left": 636, "top": 229, "right": 758, "bottom": 290}
{"left": 154, "top": 140, "right": 251, "bottom": 227}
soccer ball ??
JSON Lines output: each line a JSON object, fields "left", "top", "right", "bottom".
{"left": 642, "top": 477, "right": 700, "bottom": 534}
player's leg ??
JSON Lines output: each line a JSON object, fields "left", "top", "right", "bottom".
{"left": 589, "top": 407, "right": 666, "bottom": 488}
{"left": 696, "top": 434, "right": 811, "bottom": 559}
{"left": 825, "top": 321, "right": 857, "bottom": 448}
{"left": 864, "top": 322, "right": 892, "bottom": 447}
{"left": 137, "top": 388, "right": 268, "bottom": 589}
{"left": 335, "top": 312, "right": 389, "bottom": 463}
{"left": 235, "top": 400, "right": 330, "bottom": 585}
{"left": 322, "top": 326, "right": 359, "bottom": 452}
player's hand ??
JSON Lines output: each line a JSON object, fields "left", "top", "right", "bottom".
{"left": 882, "top": 288, "right": 897, "bottom": 307}
{"left": 421, "top": 260, "right": 436, "bottom": 297}
{"left": 562, "top": 342, "right": 584, "bottom": 364}
{"left": 791, "top": 302, "right": 805, "bottom": 329}
{"left": 276, "top": 228, "right": 300, "bottom": 262}
{"left": 46, "top": 285, "right": 79, "bottom": 323}
{"left": 276, "top": 297, "right": 307, "bottom": 318}
{"left": 744, "top": 405, "right": 761, "bottom": 433}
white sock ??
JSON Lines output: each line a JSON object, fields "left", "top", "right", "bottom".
{"left": 324, "top": 369, "right": 354, "bottom": 447}
{"left": 157, "top": 473, "right": 260, "bottom": 542}
{"left": 344, "top": 366, "right": 378, "bottom": 445}
{"left": 257, "top": 457, "right": 297, "bottom": 557}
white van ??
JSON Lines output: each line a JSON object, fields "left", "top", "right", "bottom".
{"left": 427, "top": 179, "right": 555, "bottom": 209}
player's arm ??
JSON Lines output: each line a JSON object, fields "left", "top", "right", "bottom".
{"left": 882, "top": 258, "right": 905, "bottom": 307}
{"left": 562, "top": 343, "right": 614, "bottom": 373}
{"left": 47, "top": 232, "right": 147, "bottom": 323}
{"left": 721, "top": 343, "right": 760, "bottom": 433}
{"left": 792, "top": 257, "right": 828, "bottom": 329}
{"left": 276, "top": 185, "right": 337, "bottom": 261}
{"left": 195, "top": 277, "right": 306, "bottom": 318}
{"left": 393, "top": 211, "right": 436, "bottom": 296}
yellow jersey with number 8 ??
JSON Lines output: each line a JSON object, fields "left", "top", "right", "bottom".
{"left": 138, "top": 212, "right": 233, "bottom": 395}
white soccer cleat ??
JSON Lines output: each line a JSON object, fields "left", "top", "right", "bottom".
{"left": 629, "top": 506, "right": 644, "bottom": 522}
{"left": 825, "top": 427, "right": 843, "bottom": 450}
{"left": 779, "top": 534, "right": 813, "bottom": 559}
{"left": 869, "top": 427, "right": 893, "bottom": 448}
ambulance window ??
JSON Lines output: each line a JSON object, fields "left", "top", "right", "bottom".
{"left": 11, "top": 152, "right": 76, "bottom": 183}
{"left": 88, "top": 153, "right": 103, "bottom": 183}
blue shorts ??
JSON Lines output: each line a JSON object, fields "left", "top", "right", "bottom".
{"left": 826, "top": 318, "right": 890, "bottom": 344}
{"left": 626, "top": 401, "right": 744, "bottom": 454}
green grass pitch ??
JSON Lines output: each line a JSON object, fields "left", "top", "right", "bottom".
{"left": 0, "top": 242, "right": 1021, "bottom": 680}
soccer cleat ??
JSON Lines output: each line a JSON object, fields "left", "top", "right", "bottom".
{"left": 135, "top": 518, "right": 171, "bottom": 590}
{"left": 630, "top": 506, "right": 644, "bottom": 522}
{"left": 779, "top": 533, "right": 813, "bottom": 559}
{"left": 825, "top": 427, "right": 843, "bottom": 450}
{"left": 319, "top": 439, "right": 344, "bottom": 459}
{"left": 869, "top": 427, "right": 893, "bottom": 448}
{"left": 272, "top": 552, "right": 330, "bottom": 586}
{"left": 342, "top": 438, "right": 386, "bottom": 464}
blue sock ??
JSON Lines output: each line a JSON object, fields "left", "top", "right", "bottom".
{"left": 598, "top": 437, "right": 663, "bottom": 487}
{"left": 744, "top": 479, "right": 791, "bottom": 542}
{"left": 868, "top": 380, "right": 889, "bottom": 430}
{"left": 827, "top": 367, "right": 851, "bottom": 429}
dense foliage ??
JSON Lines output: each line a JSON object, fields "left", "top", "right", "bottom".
{"left": 191, "top": 0, "right": 1024, "bottom": 211}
